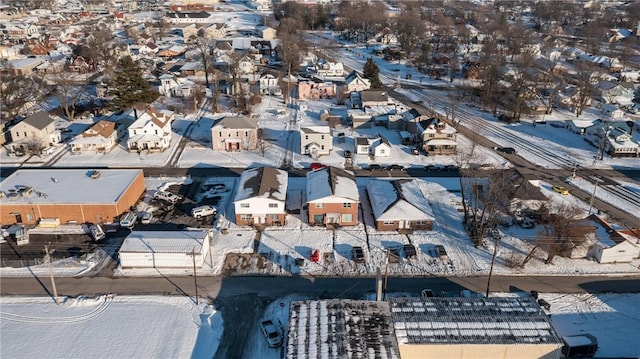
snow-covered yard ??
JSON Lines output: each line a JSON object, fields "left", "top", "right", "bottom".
{"left": 0, "top": 295, "right": 222, "bottom": 359}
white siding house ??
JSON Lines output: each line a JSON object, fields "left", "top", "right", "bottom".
{"left": 127, "top": 107, "right": 175, "bottom": 152}
{"left": 233, "top": 167, "right": 288, "bottom": 226}
{"left": 301, "top": 126, "right": 332, "bottom": 159}
{"left": 119, "top": 230, "right": 211, "bottom": 268}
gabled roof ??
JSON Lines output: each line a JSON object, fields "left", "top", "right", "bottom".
{"left": 306, "top": 166, "right": 359, "bottom": 203}
{"left": 22, "top": 111, "right": 54, "bottom": 130}
{"left": 367, "top": 179, "right": 434, "bottom": 221}
{"left": 213, "top": 116, "right": 258, "bottom": 129}
{"left": 83, "top": 120, "right": 118, "bottom": 138}
{"left": 360, "top": 89, "right": 388, "bottom": 103}
{"left": 234, "top": 167, "right": 288, "bottom": 202}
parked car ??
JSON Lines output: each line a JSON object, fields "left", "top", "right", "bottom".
{"left": 444, "top": 164, "right": 459, "bottom": 171}
{"left": 191, "top": 205, "right": 217, "bottom": 219}
{"left": 494, "top": 147, "right": 517, "bottom": 154}
{"left": 89, "top": 224, "right": 105, "bottom": 241}
{"left": 344, "top": 150, "right": 352, "bottom": 158}
{"left": 368, "top": 164, "right": 382, "bottom": 171}
{"left": 352, "top": 246, "right": 365, "bottom": 263}
{"left": 412, "top": 147, "right": 420, "bottom": 155}
{"left": 424, "top": 164, "right": 439, "bottom": 171}
{"left": 434, "top": 245, "right": 448, "bottom": 260}
{"left": 421, "top": 289, "right": 435, "bottom": 297}
{"left": 140, "top": 212, "right": 153, "bottom": 224}
{"left": 120, "top": 212, "right": 137, "bottom": 228}
{"left": 386, "top": 164, "right": 405, "bottom": 171}
{"left": 154, "top": 191, "right": 182, "bottom": 204}
{"left": 403, "top": 244, "right": 417, "bottom": 259}
{"left": 552, "top": 185, "right": 569, "bottom": 195}
{"left": 310, "top": 162, "right": 327, "bottom": 170}
{"left": 260, "top": 320, "right": 282, "bottom": 348}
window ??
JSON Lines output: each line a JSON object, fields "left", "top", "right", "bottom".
{"left": 15, "top": 132, "right": 19, "bottom": 137}
{"left": 379, "top": 149, "right": 385, "bottom": 154}
{"left": 415, "top": 220, "right": 427, "bottom": 225}
{"left": 240, "top": 214, "right": 251, "bottom": 220}
{"left": 343, "top": 203, "right": 352, "bottom": 208}
{"left": 155, "top": 129, "right": 158, "bottom": 135}
{"left": 321, "top": 145, "right": 325, "bottom": 150}
{"left": 24, "top": 132, "right": 27, "bottom": 137}
{"left": 236, "top": 131, "right": 239, "bottom": 137}
{"left": 268, "top": 214, "right": 279, "bottom": 220}
{"left": 315, "top": 203, "right": 324, "bottom": 208}
{"left": 26, "top": 213, "right": 33, "bottom": 221}
{"left": 240, "top": 203, "right": 250, "bottom": 208}
{"left": 341, "top": 214, "right": 353, "bottom": 223}
{"left": 219, "top": 131, "right": 222, "bottom": 137}
{"left": 321, "top": 135, "right": 324, "bottom": 140}
{"left": 268, "top": 203, "right": 278, "bottom": 208}
{"left": 305, "top": 135, "right": 309, "bottom": 140}
{"left": 383, "top": 220, "right": 394, "bottom": 225}
{"left": 245, "top": 131, "right": 248, "bottom": 137}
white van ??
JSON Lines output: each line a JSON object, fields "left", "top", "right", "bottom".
{"left": 120, "top": 212, "right": 137, "bottom": 228}
{"left": 154, "top": 191, "right": 182, "bottom": 204}
{"left": 191, "top": 205, "right": 217, "bottom": 219}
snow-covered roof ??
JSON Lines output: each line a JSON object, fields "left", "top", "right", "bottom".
{"left": 306, "top": 167, "right": 359, "bottom": 203}
{"left": 367, "top": 179, "right": 434, "bottom": 221}
{"left": 234, "top": 167, "right": 287, "bottom": 202}
{"left": 0, "top": 169, "right": 142, "bottom": 205}
{"left": 120, "top": 230, "right": 208, "bottom": 254}
{"left": 286, "top": 300, "right": 400, "bottom": 359}
{"left": 390, "top": 297, "right": 562, "bottom": 345}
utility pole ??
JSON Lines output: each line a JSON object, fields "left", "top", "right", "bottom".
{"left": 588, "top": 178, "right": 602, "bottom": 216}
{"left": 44, "top": 244, "right": 58, "bottom": 304}
{"left": 383, "top": 249, "right": 390, "bottom": 300}
{"left": 191, "top": 247, "right": 199, "bottom": 305}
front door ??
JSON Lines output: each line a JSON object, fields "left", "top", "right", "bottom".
{"left": 14, "top": 213, "right": 22, "bottom": 223}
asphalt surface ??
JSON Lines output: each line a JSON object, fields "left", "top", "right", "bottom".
{"left": 2, "top": 275, "right": 639, "bottom": 298}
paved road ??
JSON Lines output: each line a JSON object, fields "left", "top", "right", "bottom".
{"left": 2, "top": 275, "right": 639, "bottom": 298}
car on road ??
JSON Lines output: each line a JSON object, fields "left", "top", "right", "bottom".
{"left": 367, "top": 164, "right": 382, "bottom": 171}
{"left": 260, "top": 320, "right": 282, "bottom": 348}
{"left": 386, "top": 164, "right": 405, "bottom": 171}
{"left": 552, "top": 185, "right": 569, "bottom": 195}
{"left": 310, "top": 162, "right": 327, "bottom": 170}
{"left": 494, "top": 147, "right": 517, "bottom": 155}
{"left": 352, "top": 246, "right": 365, "bottom": 263}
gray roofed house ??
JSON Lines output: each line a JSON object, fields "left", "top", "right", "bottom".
{"left": 233, "top": 167, "right": 288, "bottom": 226}
{"left": 306, "top": 166, "right": 359, "bottom": 226}
{"left": 22, "top": 111, "right": 55, "bottom": 130}
{"left": 360, "top": 89, "right": 389, "bottom": 106}
{"left": 7, "top": 111, "right": 61, "bottom": 153}
{"left": 367, "top": 179, "right": 434, "bottom": 231}
{"left": 211, "top": 116, "right": 259, "bottom": 151}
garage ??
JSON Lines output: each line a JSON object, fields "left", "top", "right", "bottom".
{"left": 119, "top": 230, "right": 211, "bottom": 268}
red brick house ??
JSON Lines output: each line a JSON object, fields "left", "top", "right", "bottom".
{"left": 306, "top": 167, "right": 360, "bottom": 226}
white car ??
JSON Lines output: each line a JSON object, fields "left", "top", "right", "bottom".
{"left": 154, "top": 191, "right": 182, "bottom": 204}
{"left": 260, "top": 320, "right": 282, "bottom": 348}
{"left": 191, "top": 205, "right": 217, "bottom": 219}
{"left": 141, "top": 212, "right": 153, "bottom": 224}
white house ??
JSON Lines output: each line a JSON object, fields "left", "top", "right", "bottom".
{"left": 70, "top": 120, "right": 124, "bottom": 154}
{"left": 316, "top": 60, "right": 344, "bottom": 77}
{"left": 585, "top": 217, "right": 640, "bottom": 263}
{"left": 233, "top": 167, "right": 288, "bottom": 226}
{"left": 127, "top": 107, "right": 175, "bottom": 152}
{"left": 259, "top": 73, "right": 281, "bottom": 95}
{"left": 601, "top": 104, "right": 625, "bottom": 119}
{"left": 238, "top": 55, "right": 257, "bottom": 74}
{"left": 343, "top": 70, "right": 371, "bottom": 93}
{"left": 119, "top": 230, "right": 211, "bottom": 268}
{"left": 158, "top": 74, "right": 196, "bottom": 98}
{"left": 366, "top": 179, "right": 435, "bottom": 231}
{"left": 370, "top": 136, "right": 391, "bottom": 157}
{"left": 301, "top": 126, "right": 332, "bottom": 159}
{"left": 7, "top": 111, "right": 60, "bottom": 154}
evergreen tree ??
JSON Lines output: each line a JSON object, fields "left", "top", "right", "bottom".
{"left": 363, "top": 57, "right": 382, "bottom": 89}
{"left": 109, "top": 56, "right": 158, "bottom": 110}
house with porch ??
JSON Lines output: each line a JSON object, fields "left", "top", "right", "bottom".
{"left": 70, "top": 120, "right": 124, "bottom": 154}
{"left": 301, "top": 126, "right": 332, "bottom": 158}
{"left": 306, "top": 167, "right": 359, "bottom": 227}
{"left": 6, "top": 111, "right": 60, "bottom": 154}
{"left": 126, "top": 107, "right": 175, "bottom": 152}
{"left": 370, "top": 136, "right": 391, "bottom": 157}
{"left": 342, "top": 70, "right": 371, "bottom": 94}
{"left": 211, "top": 116, "right": 259, "bottom": 151}
{"left": 233, "top": 167, "right": 288, "bottom": 226}
{"left": 407, "top": 117, "right": 457, "bottom": 156}
{"left": 367, "top": 179, "right": 434, "bottom": 231}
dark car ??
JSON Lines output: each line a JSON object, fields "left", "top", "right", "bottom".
{"left": 386, "top": 164, "right": 405, "bottom": 171}
{"left": 444, "top": 165, "right": 459, "bottom": 171}
{"left": 424, "top": 164, "right": 439, "bottom": 171}
{"left": 344, "top": 150, "right": 352, "bottom": 158}
{"left": 495, "top": 147, "right": 517, "bottom": 154}
{"left": 403, "top": 244, "right": 417, "bottom": 259}
{"left": 434, "top": 245, "right": 448, "bottom": 259}
{"left": 352, "top": 246, "right": 365, "bottom": 263}
{"left": 368, "top": 164, "right": 382, "bottom": 171}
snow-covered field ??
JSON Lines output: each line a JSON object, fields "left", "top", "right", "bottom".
{"left": 0, "top": 295, "right": 222, "bottom": 359}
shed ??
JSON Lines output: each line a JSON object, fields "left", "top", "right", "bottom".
{"left": 119, "top": 230, "right": 211, "bottom": 268}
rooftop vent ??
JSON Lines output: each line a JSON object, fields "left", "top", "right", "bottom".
{"left": 88, "top": 170, "right": 101, "bottom": 179}
{"left": 51, "top": 177, "right": 58, "bottom": 183}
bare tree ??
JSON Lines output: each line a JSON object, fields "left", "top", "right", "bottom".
{"left": 257, "top": 129, "right": 271, "bottom": 157}
{"left": 574, "top": 61, "right": 594, "bottom": 117}
{"left": 49, "top": 70, "right": 87, "bottom": 122}
{"left": 25, "top": 137, "right": 46, "bottom": 157}
{"left": 194, "top": 37, "right": 215, "bottom": 88}
{"left": 0, "top": 68, "right": 47, "bottom": 120}
{"left": 394, "top": 11, "right": 425, "bottom": 56}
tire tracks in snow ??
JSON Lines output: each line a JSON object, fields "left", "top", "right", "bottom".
{"left": 0, "top": 295, "right": 113, "bottom": 325}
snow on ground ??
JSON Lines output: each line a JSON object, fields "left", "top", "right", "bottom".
{"left": 567, "top": 176, "right": 640, "bottom": 219}
{"left": 542, "top": 293, "right": 640, "bottom": 358}
{"left": 0, "top": 295, "right": 223, "bottom": 359}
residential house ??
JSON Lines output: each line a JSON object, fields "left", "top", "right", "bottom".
{"left": 164, "top": 11, "right": 212, "bottom": 24}
{"left": 158, "top": 74, "right": 196, "bottom": 98}
{"left": 342, "top": 70, "right": 371, "bottom": 94}
{"left": 297, "top": 80, "right": 336, "bottom": 100}
{"left": 585, "top": 121, "right": 639, "bottom": 157}
{"left": 566, "top": 119, "right": 597, "bottom": 135}
{"left": 139, "top": 42, "right": 159, "bottom": 55}
{"left": 259, "top": 73, "right": 281, "bottom": 96}
{"left": 238, "top": 55, "right": 257, "bottom": 74}
{"left": 586, "top": 216, "right": 640, "bottom": 263}
{"left": 355, "top": 137, "right": 371, "bottom": 155}
{"left": 315, "top": 60, "right": 344, "bottom": 77}
{"left": 367, "top": 179, "right": 435, "bottom": 231}
{"left": 359, "top": 90, "right": 389, "bottom": 107}
{"left": 556, "top": 86, "right": 591, "bottom": 111}
{"left": 204, "top": 23, "right": 228, "bottom": 40}
{"left": 211, "top": 116, "right": 259, "bottom": 151}
{"left": 301, "top": 126, "right": 332, "bottom": 158}
{"left": 408, "top": 117, "right": 457, "bottom": 156}
{"left": 256, "top": 25, "right": 276, "bottom": 40}
{"left": 594, "top": 80, "right": 635, "bottom": 105}
{"left": 70, "top": 120, "right": 124, "bottom": 154}
{"left": 348, "top": 109, "right": 374, "bottom": 129}
{"left": 233, "top": 167, "right": 288, "bottom": 226}
{"left": 306, "top": 167, "right": 359, "bottom": 226}
{"left": 67, "top": 55, "right": 96, "bottom": 73}
{"left": 370, "top": 136, "right": 391, "bottom": 157}
{"left": 251, "top": 0, "right": 272, "bottom": 11}
{"left": 127, "top": 107, "right": 175, "bottom": 152}
{"left": 7, "top": 111, "right": 60, "bottom": 153}
{"left": 601, "top": 104, "right": 625, "bottom": 119}
{"left": 157, "top": 45, "right": 186, "bottom": 58}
